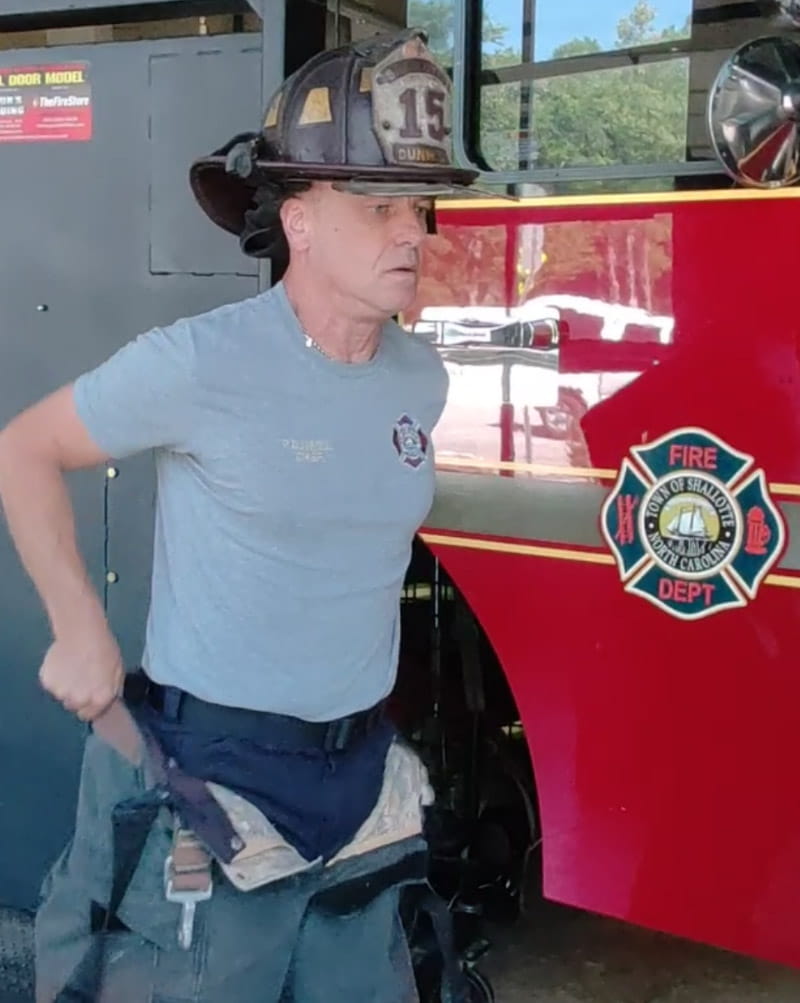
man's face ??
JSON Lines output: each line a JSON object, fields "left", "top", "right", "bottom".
{"left": 287, "top": 183, "right": 433, "bottom": 319}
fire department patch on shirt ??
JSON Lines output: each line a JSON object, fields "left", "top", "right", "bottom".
{"left": 601, "top": 428, "right": 785, "bottom": 620}
{"left": 393, "top": 414, "right": 429, "bottom": 468}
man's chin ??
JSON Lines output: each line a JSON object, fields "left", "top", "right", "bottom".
{"left": 379, "top": 275, "right": 419, "bottom": 314}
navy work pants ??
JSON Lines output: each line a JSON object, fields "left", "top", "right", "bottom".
{"left": 35, "top": 727, "right": 424, "bottom": 1002}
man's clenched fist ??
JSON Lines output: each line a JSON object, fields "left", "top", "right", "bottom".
{"left": 39, "top": 630, "right": 125, "bottom": 722}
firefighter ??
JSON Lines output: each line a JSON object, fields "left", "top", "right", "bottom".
{"left": 0, "top": 29, "right": 479, "bottom": 1003}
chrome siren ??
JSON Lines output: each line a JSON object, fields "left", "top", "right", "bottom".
{"left": 708, "top": 34, "right": 800, "bottom": 187}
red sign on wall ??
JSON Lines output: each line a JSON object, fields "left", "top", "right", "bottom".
{"left": 0, "top": 63, "right": 92, "bottom": 143}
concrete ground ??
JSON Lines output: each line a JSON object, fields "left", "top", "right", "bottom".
{"left": 0, "top": 910, "right": 33, "bottom": 1003}
{"left": 4, "top": 901, "right": 800, "bottom": 1002}
{"left": 483, "top": 901, "right": 800, "bottom": 1002}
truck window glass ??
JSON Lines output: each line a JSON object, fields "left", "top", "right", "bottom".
{"left": 408, "top": 0, "right": 458, "bottom": 68}
{"left": 478, "top": 0, "right": 693, "bottom": 172}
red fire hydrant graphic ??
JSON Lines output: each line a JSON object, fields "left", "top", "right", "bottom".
{"left": 744, "top": 506, "right": 771, "bottom": 556}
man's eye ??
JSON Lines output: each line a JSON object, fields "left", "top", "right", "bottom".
{"left": 371, "top": 204, "right": 391, "bottom": 214}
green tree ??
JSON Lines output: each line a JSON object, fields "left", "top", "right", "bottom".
{"left": 408, "top": 1, "right": 691, "bottom": 175}
{"left": 406, "top": 0, "right": 455, "bottom": 63}
{"left": 407, "top": 0, "right": 512, "bottom": 64}
{"left": 477, "top": 0, "right": 690, "bottom": 172}
{"left": 407, "top": 0, "right": 522, "bottom": 171}
{"left": 616, "top": 1, "right": 690, "bottom": 45}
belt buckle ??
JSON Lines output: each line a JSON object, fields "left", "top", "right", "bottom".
{"left": 164, "top": 856, "right": 213, "bottom": 950}
{"left": 326, "top": 710, "right": 370, "bottom": 753}
{"left": 323, "top": 717, "right": 351, "bottom": 754}
{"left": 164, "top": 827, "right": 213, "bottom": 950}
{"left": 323, "top": 701, "right": 385, "bottom": 754}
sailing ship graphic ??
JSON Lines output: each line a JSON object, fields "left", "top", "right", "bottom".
{"left": 665, "top": 504, "right": 712, "bottom": 540}
{"left": 660, "top": 497, "right": 719, "bottom": 558}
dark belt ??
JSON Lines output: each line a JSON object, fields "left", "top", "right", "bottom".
{"left": 124, "top": 670, "right": 388, "bottom": 753}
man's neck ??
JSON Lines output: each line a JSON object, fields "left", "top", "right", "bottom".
{"left": 282, "top": 268, "right": 382, "bottom": 364}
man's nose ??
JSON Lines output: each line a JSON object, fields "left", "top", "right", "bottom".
{"left": 393, "top": 205, "right": 427, "bottom": 245}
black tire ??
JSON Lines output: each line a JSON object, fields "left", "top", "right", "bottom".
{"left": 466, "top": 968, "right": 495, "bottom": 1002}
{"left": 415, "top": 967, "right": 495, "bottom": 1003}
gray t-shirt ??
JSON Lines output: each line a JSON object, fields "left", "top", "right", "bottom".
{"left": 73, "top": 282, "right": 447, "bottom": 721}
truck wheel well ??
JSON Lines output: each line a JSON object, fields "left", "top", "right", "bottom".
{"left": 393, "top": 537, "right": 542, "bottom": 924}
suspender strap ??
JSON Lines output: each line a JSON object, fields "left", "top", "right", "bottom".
{"left": 105, "top": 792, "right": 165, "bottom": 929}
{"left": 53, "top": 700, "right": 237, "bottom": 1000}
{"left": 53, "top": 789, "right": 165, "bottom": 1002}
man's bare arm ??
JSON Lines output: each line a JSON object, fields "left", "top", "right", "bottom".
{"left": 0, "top": 384, "right": 124, "bottom": 719}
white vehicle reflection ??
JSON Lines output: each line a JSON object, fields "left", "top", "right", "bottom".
{"left": 406, "top": 297, "right": 675, "bottom": 471}
{"left": 409, "top": 306, "right": 561, "bottom": 467}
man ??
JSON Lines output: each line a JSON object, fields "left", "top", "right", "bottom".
{"left": 0, "top": 28, "right": 480, "bottom": 1003}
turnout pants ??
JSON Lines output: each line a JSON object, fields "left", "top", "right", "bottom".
{"left": 35, "top": 730, "right": 427, "bottom": 1002}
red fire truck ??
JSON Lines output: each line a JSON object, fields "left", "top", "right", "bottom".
{"left": 1, "top": 0, "right": 800, "bottom": 992}
{"left": 395, "top": 0, "right": 800, "bottom": 976}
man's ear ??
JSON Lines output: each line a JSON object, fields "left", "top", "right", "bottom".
{"left": 280, "top": 195, "right": 312, "bottom": 253}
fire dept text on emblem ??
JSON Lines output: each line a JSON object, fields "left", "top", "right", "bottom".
{"left": 393, "top": 414, "right": 429, "bottom": 468}
{"left": 600, "top": 428, "right": 785, "bottom": 620}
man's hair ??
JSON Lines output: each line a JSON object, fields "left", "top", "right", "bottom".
{"left": 240, "top": 179, "right": 313, "bottom": 280}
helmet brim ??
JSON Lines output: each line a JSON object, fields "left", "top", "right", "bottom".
{"left": 189, "top": 155, "right": 479, "bottom": 236}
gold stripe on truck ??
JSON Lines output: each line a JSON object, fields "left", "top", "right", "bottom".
{"left": 420, "top": 532, "right": 800, "bottom": 590}
{"left": 426, "top": 470, "right": 800, "bottom": 573}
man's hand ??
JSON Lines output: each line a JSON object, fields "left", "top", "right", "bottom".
{"left": 39, "top": 629, "right": 125, "bottom": 722}
{"left": 0, "top": 384, "right": 121, "bottom": 722}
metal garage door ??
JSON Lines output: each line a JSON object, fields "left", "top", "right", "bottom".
{"left": 0, "top": 22, "right": 268, "bottom": 910}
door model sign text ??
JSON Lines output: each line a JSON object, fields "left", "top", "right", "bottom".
{"left": 0, "top": 63, "right": 91, "bottom": 143}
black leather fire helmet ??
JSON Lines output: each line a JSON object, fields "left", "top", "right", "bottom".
{"left": 189, "top": 28, "right": 479, "bottom": 258}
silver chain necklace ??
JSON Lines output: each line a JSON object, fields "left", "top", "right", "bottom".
{"left": 300, "top": 324, "right": 378, "bottom": 363}
{"left": 297, "top": 314, "right": 335, "bottom": 360}
{"left": 303, "top": 331, "right": 334, "bottom": 360}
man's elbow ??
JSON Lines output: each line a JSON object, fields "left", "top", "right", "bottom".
{"left": 0, "top": 428, "right": 22, "bottom": 507}
{"left": 0, "top": 415, "right": 35, "bottom": 484}
{"left": 0, "top": 387, "right": 108, "bottom": 475}
{"left": 0, "top": 417, "right": 20, "bottom": 464}
{"left": 0, "top": 401, "right": 64, "bottom": 483}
